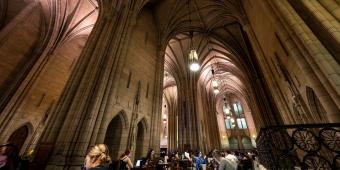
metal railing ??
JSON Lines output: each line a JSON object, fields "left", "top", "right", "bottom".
{"left": 256, "top": 123, "right": 340, "bottom": 170}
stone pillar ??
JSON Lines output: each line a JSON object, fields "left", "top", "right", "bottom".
{"left": 164, "top": 87, "right": 178, "bottom": 152}
{"left": 242, "top": 22, "right": 295, "bottom": 126}
{"left": 238, "top": 22, "right": 284, "bottom": 126}
{"left": 149, "top": 50, "right": 165, "bottom": 151}
{"left": 33, "top": 1, "right": 145, "bottom": 169}
{"left": 288, "top": 0, "right": 340, "bottom": 64}
{"left": 269, "top": 0, "right": 340, "bottom": 122}
{"left": 318, "top": 0, "right": 340, "bottom": 21}
{"left": 0, "top": 2, "right": 49, "bottom": 134}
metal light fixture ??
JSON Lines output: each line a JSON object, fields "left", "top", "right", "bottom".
{"left": 187, "top": 0, "right": 199, "bottom": 72}
{"left": 213, "top": 87, "right": 219, "bottom": 94}
{"left": 211, "top": 66, "right": 219, "bottom": 94}
{"left": 188, "top": 31, "right": 200, "bottom": 72}
{"left": 212, "top": 80, "right": 218, "bottom": 87}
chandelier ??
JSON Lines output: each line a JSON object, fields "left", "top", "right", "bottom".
{"left": 211, "top": 59, "right": 219, "bottom": 94}
{"left": 188, "top": 31, "right": 200, "bottom": 72}
{"left": 187, "top": 0, "right": 200, "bottom": 72}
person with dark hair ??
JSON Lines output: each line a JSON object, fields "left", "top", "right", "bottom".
{"left": 0, "top": 146, "right": 9, "bottom": 170}
{"left": 192, "top": 151, "right": 205, "bottom": 170}
{"left": 0, "top": 144, "right": 20, "bottom": 170}
{"left": 119, "top": 150, "right": 133, "bottom": 170}
{"left": 146, "top": 148, "right": 155, "bottom": 162}
{"left": 239, "top": 153, "right": 252, "bottom": 170}
{"left": 83, "top": 144, "right": 111, "bottom": 170}
{"left": 144, "top": 148, "right": 156, "bottom": 167}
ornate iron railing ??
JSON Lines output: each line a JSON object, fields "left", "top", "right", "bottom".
{"left": 256, "top": 123, "right": 340, "bottom": 170}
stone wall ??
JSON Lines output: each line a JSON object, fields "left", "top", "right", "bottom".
{"left": 243, "top": 0, "right": 340, "bottom": 124}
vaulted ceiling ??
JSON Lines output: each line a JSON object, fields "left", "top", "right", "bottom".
{"left": 158, "top": 0, "right": 253, "bottom": 106}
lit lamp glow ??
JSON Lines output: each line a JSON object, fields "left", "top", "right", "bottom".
{"left": 189, "top": 50, "right": 200, "bottom": 71}
{"left": 213, "top": 87, "right": 219, "bottom": 94}
{"left": 224, "top": 108, "right": 230, "bottom": 114}
{"left": 212, "top": 80, "right": 218, "bottom": 87}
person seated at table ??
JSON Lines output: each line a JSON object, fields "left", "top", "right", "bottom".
{"left": 0, "top": 144, "right": 20, "bottom": 170}
{"left": 143, "top": 148, "right": 156, "bottom": 168}
{"left": 119, "top": 149, "right": 133, "bottom": 170}
{"left": 0, "top": 145, "right": 9, "bottom": 170}
{"left": 83, "top": 144, "right": 111, "bottom": 170}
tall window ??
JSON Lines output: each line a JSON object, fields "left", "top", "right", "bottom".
{"left": 223, "top": 104, "right": 234, "bottom": 129}
{"left": 224, "top": 101, "right": 247, "bottom": 130}
{"left": 235, "top": 102, "right": 247, "bottom": 129}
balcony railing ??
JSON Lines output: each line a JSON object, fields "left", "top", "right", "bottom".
{"left": 256, "top": 123, "right": 340, "bottom": 170}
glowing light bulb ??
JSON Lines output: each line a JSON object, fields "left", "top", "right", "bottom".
{"left": 213, "top": 88, "right": 219, "bottom": 94}
{"left": 189, "top": 50, "right": 200, "bottom": 72}
{"left": 190, "top": 62, "right": 200, "bottom": 71}
{"left": 212, "top": 80, "right": 218, "bottom": 87}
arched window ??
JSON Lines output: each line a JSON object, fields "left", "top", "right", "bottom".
{"left": 235, "top": 102, "right": 247, "bottom": 129}
{"left": 224, "top": 101, "right": 248, "bottom": 129}
{"left": 241, "top": 137, "right": 253, "bottom": 149}
{"left": 228, "top": 137, "right": 239, "bottom": 149}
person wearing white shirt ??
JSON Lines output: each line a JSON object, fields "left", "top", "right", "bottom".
{"left": 225, "top": 150, "right": 238, "bottom": 169}
{"left": 212, "top": 150, "right": 236, "bottom": 170}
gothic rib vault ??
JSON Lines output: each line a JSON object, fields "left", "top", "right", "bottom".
{"left": 0, "top": 0, "right": 339, "bottom": 169}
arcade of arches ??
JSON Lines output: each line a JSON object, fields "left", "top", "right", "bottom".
{"left": 0, "top": 0, "right": 339, "bottom": 169}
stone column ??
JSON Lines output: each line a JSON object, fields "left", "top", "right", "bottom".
{"left": 269, "top": 0, "right": 340, "bottom": 122}
{"left": 149, "top": 50, "right": 165, "bottom": 151}
{"left": 242, "top": 22, "right": 295, "bottom": 125}
{"left": 0, "top": 2, "right": 52, "bottom": 134}
{"left": 34, "top": 1, "right": 145, "bottom": 169}
{"left": 289, "top": 0, "right": 340, "bottom": 63}
{"left": 318, "top": 0, "right": 340, "bottom": 21}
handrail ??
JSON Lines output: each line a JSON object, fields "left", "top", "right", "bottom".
{"left": 256, "top": 123, "right": 340, "bottom": 170}
{"left": 259, "top": 123, "right": 340, "bottom": 129}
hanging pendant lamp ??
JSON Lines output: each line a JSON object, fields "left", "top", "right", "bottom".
{"left": 188, "top": 31, "right": 200, "bottom": 72}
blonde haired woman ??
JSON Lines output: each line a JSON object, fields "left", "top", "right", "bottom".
{"left": 83, "top": 144, "right": 111, "bottom": 170}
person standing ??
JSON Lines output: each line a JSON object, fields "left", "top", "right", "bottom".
{"left": 212, "top": 150, "right": 235, "bottom": 170}
{"left": 225, "top": 150, "right": 238, "bottom": 169}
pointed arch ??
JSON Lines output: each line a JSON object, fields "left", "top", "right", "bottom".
{"left": 228, "top": 136, "right": 238, "bottom": 150}
{"left": 118, "top": 110, "right": 128, "bottom": 128}
{"left": 138, "top": 117, "right": 148, "bottom": 132}
{"left": 104, "top": 110, "right": 128, "bottom": 160}
{"left": 306, "top": 86, "right": 327, "bottom": 123}
{"left": 241, "top": 136, "right": 252, "bottom": 150}
{"left": 7, "top": 122, "right": 33, "bottom": 152}
{"left": 135, "top": 117, "right": 148, "bottom": 160}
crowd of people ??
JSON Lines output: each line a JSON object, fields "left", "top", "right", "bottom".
{"left": 1, "top": 143, "right": 258, "bottom": 170}
{"left": 107, "top": 147, "right": 257, "bottom": 170}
